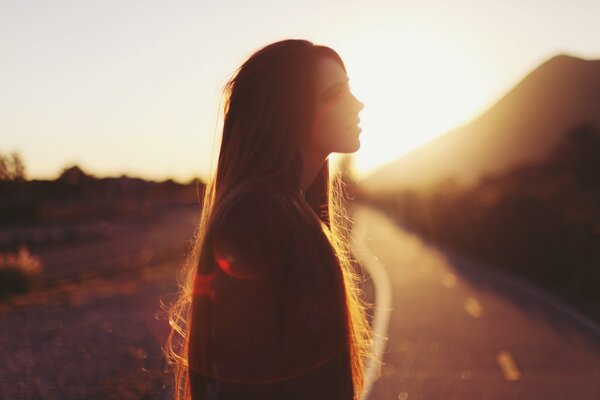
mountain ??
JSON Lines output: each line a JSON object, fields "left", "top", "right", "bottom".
{"left": 359, "top": 54, "right": 600, "bottom": 193}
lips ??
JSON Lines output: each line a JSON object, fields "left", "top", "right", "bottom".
{"left": 347, "top": 125, "right": 362, "bottom": 134}
{"left": 348, "top": 117, "right": 361, "bottom": 130}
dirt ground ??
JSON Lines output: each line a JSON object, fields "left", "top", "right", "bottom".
{"left": 0, "top": 257, "right": 180, "bottom": 400}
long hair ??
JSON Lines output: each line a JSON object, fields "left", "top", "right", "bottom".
{"left": 163, "top": 38, "right": 378, "bottom": 399}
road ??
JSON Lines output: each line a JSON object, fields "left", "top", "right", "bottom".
{"left": 351, "top": 205, "right": 600, "bottom": 400}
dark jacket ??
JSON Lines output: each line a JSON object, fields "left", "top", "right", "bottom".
{"left": 188, "top": 182, "right": 354, "bottom": 399}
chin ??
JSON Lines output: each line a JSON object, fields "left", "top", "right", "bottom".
{"left": 350, "top": 137, "right": 361, "bottom": 152}
{"left": 336, "top": 142, "right": 361, "bottom": 154}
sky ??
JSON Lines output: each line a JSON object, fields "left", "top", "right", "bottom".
{"left": 2, "top": 0, "right": 599, "bottom": 183}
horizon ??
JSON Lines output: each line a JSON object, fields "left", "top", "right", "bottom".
{"left": 2, "top": 0, "right": 600, "bottom": 182}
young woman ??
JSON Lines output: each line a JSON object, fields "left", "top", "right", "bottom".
{"left": 164, "top": 38, "right": 379, "bottom": 399}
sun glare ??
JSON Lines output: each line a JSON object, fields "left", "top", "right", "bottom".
{"left": 334, "top": 26, "right": 489, "bottom": 180}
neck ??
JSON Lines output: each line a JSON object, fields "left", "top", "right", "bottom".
{"left": 300, "top": 147, "right": 328, "bottom": 195}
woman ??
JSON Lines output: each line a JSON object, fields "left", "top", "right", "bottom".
{"left": 164, "top": 38, "right": 379, "bottom": 399}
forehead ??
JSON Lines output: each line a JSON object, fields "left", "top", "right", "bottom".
{"left": 315, "top": 57, "right": 348, "bottom": 93}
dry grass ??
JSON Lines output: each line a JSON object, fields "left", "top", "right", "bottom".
{"left": 0, "top": 246, "right": 43, "bottom": 300}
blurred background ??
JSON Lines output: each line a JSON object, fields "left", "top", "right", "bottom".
{"left": 1, "top": 0, "right": 599, "bottom": 399}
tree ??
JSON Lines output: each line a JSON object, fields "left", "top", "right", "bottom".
{"left": 58, "top": 165, "right": 93, "bottom": 185}
{"left": 0, "top": 151, "right": 26, "bottom": 181}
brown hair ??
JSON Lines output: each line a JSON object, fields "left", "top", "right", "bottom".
{"left": 163, "top": 38, "right": 378, "bottom": 399}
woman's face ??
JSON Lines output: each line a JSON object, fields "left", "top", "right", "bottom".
{"left": 308, "top": 57, "right": 364, "bottom": 157}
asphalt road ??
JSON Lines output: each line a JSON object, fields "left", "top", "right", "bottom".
{"left": 351, "top": 205, "right": 600, "bottom": 400}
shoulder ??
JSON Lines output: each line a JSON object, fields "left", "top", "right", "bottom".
{"left": 215, "top": 183, "right": 292, "bottom": 228}
{"left": 210, "top": 184, "right": 295, "bottom": 280}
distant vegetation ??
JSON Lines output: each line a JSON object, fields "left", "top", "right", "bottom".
{"left": 0, "top": 151, "right": 26, "bottom": 181}
{"left": 0, "top": 158, "right": 205, "bottom": 227}
{"left": 360, "top": 123, "right": 600, "bottom": 321}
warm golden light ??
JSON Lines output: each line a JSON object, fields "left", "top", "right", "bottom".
{"left": 334, "top": 26, "right": 493, "bottom": 180}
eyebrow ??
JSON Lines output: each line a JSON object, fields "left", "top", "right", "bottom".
{"left": 322, "top": 78, "right": 350, "bottom": 96}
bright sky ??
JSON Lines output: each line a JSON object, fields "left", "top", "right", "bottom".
{"left": 2, "top": 0, "right": 599, "bottom": 183}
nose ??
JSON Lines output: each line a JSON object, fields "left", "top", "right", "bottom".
{"left": 352, "top": 93, "right": 364, "bottom": 113}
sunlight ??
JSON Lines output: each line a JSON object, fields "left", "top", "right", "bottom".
{"left": 334, "top": 25, "right": 490, "bottom": 180}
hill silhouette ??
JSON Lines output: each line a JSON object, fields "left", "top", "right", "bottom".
{"left": 361, "top": 54, "right": 600, "bottom": 193}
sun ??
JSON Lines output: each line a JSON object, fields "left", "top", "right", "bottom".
{"left": 332, "top": 26, "right": 489, "bottom": 180}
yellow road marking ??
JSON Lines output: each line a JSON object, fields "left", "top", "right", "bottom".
{"left": 496, "top": 351, "right": 522, "bottom": 381}
{"left": 464, "top": 296, "right": 483, "bottom": 318}
{"left": 442, "top": 273, "right": 457, "bottom": 288}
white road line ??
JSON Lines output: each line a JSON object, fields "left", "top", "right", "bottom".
{"left": 496, "top": 351, "right": 521, "bottom": 381}
{"left": 442, "top": 273, "right": 457, "bottom": 288}
{"left": 351, "top": 208, "right": 393, "bottom": 400}
{"left": 464, "top": 296, "right": 484, "bottom": 318}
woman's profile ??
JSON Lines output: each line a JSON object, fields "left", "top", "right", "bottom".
{"left": 164, "top": 38, "right": 379, "bottom": 399}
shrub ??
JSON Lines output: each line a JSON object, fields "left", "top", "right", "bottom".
{"left": 0, "top": 246, "right": 43, "bottom": 300}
